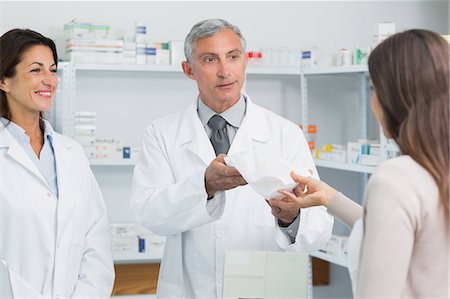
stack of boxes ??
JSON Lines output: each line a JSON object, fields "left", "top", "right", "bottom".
{"left": 64, "top": 20, "right": 184, "bottom": 65}
{"left": 95, "top": 138, "right": 123, "bottom": 159}
{"left": 312, "top": 137, "right": 384, "bottom": 167}
{"left": 64, "top": 20, "right": 124, "bottom": 64}
{"left": 123, "top": 37, "right": 137, "bottom": 65}
{"left": 74, "top": 112, "right": 96, "bottom": 159}
{"left": 347, "top": 140, "right": 382, "bottom": 166}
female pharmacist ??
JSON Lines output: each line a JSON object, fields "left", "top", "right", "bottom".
{"left": 270, "top": 29, "right": 449, "bottom": 298}
{"left": 0, "top": 29, "right": 114, "bottom": 298}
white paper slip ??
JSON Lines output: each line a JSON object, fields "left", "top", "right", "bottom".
{"left": 224, "top": 150, "right": 311, "bottom": 200}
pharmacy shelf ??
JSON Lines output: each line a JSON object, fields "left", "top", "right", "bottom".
{"left": 72, "top": 63, "right": 304, "bottom": 75}
{"left": 303, "top": 65, "right": 368, "bottom": 75}
{"left": 310, "top": 251, "right": 348, "bottom": 268}
{"left": 315, "top": 159, "right": 377, "bottom": 174}
{"left": 113, "top": 251, "right": 162, "bottom": 264}
{"left": 89, "top": 159, "right": 137, "bottom": 166}
{"left": 246, "top": 66, "right": 301, "bottom": 75}
{"left": 74, "top": 63, "right": 183, "bottom": 72}
{"left": 71, "top": 63, "right": 366, "bottom": 75}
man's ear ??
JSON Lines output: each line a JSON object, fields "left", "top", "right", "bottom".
{"left": 0, "top": 77, "right": 10, "bottom": 93}
{"left": 181, "top": 61, "right": 196, "bottom": 80}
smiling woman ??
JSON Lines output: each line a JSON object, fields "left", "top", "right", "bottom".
{"left": 0, "top": 29, "right": 58, "bottom": 123}
{"left": 1, "top": 45, "right": 58, "bottom": 148}
{"left": 0, "top": 29, "right": 115, "bottom": 298}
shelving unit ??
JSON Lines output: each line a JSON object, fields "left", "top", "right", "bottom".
{"left": 89, "top": 159, "right": 137, "bottom": 166}
{"left": 314, "top": 160, "right": 376, "bottom": 174}
{"left": 55, "top": 62, "right": 375, "bottom": 174}
{"left": 310, "top": 251, "right": 348, "bottom": 268}
{"left": 113, "top": 252, "right": 162, "bottom": 264}
{"left": 74, "top": 63, "right": 182, "bottom": 72}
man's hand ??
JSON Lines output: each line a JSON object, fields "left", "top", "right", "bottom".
{"left": 205, "top": 154, "right": 247, "bottom": 199}
{"left": 266, "top": 196, "right": 300, "bottom": 227}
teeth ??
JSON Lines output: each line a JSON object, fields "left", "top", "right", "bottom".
{"left": 36, "top": 91, "right": 51, "bottom": 96}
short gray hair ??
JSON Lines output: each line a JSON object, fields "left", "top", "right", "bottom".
{"left": 184, "top": 19, "right": 246, "bottom": 64}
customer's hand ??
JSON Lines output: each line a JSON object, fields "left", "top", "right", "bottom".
{"left": 204, "top": 154, "right": 247, "bottom": 199}
{"left": 276, "top": 171, "right": 337, "bottom": 209}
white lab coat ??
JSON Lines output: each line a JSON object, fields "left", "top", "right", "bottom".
{"left": 131, "top": 95, "right": 333, "bottom": 299}
{"left": 0, "top": 121, "right": 114, "bottom": 299}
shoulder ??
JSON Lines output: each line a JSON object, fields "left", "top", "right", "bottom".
{"left": 52, "top": 132, "right": 88, "bottom": 159}
{"left": 364, "top": 155, "right": 437, "bottom": 212}
{"left": 370, "top": 155, "right": 434, "bottom": 188}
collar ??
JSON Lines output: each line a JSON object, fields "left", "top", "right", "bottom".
{"left": 197, "top": 93, "right": 246, "bottom": 128}
{"left": 0, "top": 117, "right": 54, "bottom": 145}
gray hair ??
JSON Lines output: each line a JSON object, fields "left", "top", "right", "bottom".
{"left": 184, "top": 19, "right": 246, "bottom": 64}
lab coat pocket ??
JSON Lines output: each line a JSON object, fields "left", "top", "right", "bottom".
{"left": 252, "top": 193, "right": 276, "bottom": 228}
{"left": 66, "top": 238, "right": 85, "bottom": 290}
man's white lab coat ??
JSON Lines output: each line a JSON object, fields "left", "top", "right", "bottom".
{"left": 131, "top": 95, "right": 333, "bottom": 298}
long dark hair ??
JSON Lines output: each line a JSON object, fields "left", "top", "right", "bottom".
{"left": 0, "top": 28, "right": 58, "bottom": 121}
{"left": 369, "top": 29, "right": 449, "bottom": 211}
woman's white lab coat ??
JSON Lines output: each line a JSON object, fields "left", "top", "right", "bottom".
{"left": 0, "top": 121, "right": 114, "bottom": 299}
{"left": 131, "top": 96, "right": 333, "bottom": 298}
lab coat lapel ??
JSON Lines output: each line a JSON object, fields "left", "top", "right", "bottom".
{"left": 228, "top": 97, "right": 270, "bottom": 155}
{"left": 0, "top": 124, "right": 49, "bottom": 187}
{"left": 52, "top": 133, "right": 74, "bottom": 197}
{"left": 51, "top": 132, "right": 76, "bottom": 236}
{"left": 179, "top": 101, "right": 216, "bottom": 166}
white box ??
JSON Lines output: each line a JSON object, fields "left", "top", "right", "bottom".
{"left": 169, "top": 40, "right": 184, "bottom": 65}
{"left": 82, "top": 146, "right": 95, "bottom": 159}
{"left": 95, "top": 138, "right": 122, "bottom": 159}
{"left": 75, "top": 124, "right": 96, "bottom": 135}
{"left": 322, "top": 235, "right": 348, "bottom": 258}
{"left": 361, "top": 154, "right": 382, "bottom": 166}
{"left": 376, "top": 22, "right": 396, "bottom": 43}
{"left": 156, "top": 48, "right": 170, "bottom": 65}
{"left": 75, "top": 135, "right": 95, "bottom": 147}
{"left": 330, "top": 149, "right": 347, "bottom": 163}
{"left": 347, "top": 142, "right": 362, "bottom": 164}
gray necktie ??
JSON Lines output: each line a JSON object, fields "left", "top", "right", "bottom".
{"left": 208, "top": 114, "right": 230, "bottom": 156}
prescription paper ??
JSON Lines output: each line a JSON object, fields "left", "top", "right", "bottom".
{"left": 224, "top": 151, "right": 310, "bottom": 200}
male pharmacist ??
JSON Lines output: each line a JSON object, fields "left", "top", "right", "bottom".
{"left": 131, "top": 19, "right": 333, "bottom": 298}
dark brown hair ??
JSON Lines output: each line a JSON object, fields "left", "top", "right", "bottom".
{"left": 369, "top": 29, "right": 449, "bottom": 211}
{"left": 0, "top": 28, "right": 58, "bottom": 120}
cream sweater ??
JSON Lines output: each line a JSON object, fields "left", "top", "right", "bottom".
{"left": 327, "top": 155, "right": 449, "bottom": 298}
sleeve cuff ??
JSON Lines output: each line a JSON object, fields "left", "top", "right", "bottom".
{"left": 278, "top": 214, "right": 300, "bottom": 244}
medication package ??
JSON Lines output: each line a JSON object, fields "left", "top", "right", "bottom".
{"left": 224, "top": 151, "right": 311, "bottom": 200}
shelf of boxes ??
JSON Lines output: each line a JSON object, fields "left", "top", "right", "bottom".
{"left": 314, "top": 160, "right": 377, "bottom": 174}
{"left": 74, "top": 63, "right": 183, "bottom": 72}
{"left": 72, "top": 63, "right": 365, "bottom": 75}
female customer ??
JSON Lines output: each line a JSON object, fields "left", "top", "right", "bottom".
{"left": 270, "top": 29, "right": 449, "bottom": 298}
{"left": 0, "top": 29, "right": 114, "bottom": 298}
